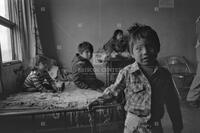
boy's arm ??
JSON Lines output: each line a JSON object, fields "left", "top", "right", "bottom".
{"left": 72, "top": 61, "right": 89, "bottom": 89}
{"left": 43, "top": 71, "right": 58, "bottom": 91}
{"left": 165, "top": 73, "right": 183, "bottom": 133}
{"left": 44, "top": 70, "right": 54, "bottom": 83}
{"left": 31, "top": 74, "right": 48, "bottom": 92}
{"left": 88, "top": 69, "right": 126, "bottom": 109}
{"left": 103, "top": 39, "right": 114, "bottom": 54}
{"left": 103, "top": 69, "right": 126, "bottom": 97}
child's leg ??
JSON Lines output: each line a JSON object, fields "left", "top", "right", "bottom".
{"left": 124, "top": 112, "right": 146, "bottom": 133}
{"left": 123, "top": 112, "right": 163, "bottom": 133}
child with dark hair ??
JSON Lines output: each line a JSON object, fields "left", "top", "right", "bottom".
{"left": 103, "top": 29, "right": 129, "bottom": 57}
{"left": 23, "top": 56, "right": 58, "bottom": 92}
{"left": 72, "top": 41, "right": 104, "bottom": 91}
{"left": 89, "top": 23, "right": 183, "bottom": 133}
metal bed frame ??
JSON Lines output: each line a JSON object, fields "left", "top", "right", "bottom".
{"left": 0, "top": 103, "right": 125, "bottom": 133}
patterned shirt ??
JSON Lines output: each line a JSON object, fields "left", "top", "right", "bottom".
{"left": 72, "top": 54, "right": 104, "bottom": 89}
{"left": 24, "top": 69, "right": 54, "bottom": 91}
{"left": 103, "top": 62, "right": 183, "bottom": 131}
{"left": 104, "top": 62, "right": 152, "bottom": 118}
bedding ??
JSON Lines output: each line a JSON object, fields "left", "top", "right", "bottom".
{"left": 0, "top": 81, "right": 102, "bottom": 112}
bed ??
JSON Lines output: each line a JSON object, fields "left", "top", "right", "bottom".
{"left": 0, "top": 81, "right": 125, "bottom": 133}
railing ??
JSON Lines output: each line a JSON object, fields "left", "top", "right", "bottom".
{"left": 0, "top": 103, "right": 124, "bottom": 133}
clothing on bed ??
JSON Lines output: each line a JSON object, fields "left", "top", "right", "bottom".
{"left": 72, "top": 53, "right": 104, "bottom": 90}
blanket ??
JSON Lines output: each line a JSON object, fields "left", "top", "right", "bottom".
{"left": 0, "top": 82, "right": 102, "bottom": 111}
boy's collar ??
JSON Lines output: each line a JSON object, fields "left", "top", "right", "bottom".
{"left": 76, "top": 53, "right": 86, "bottom": 60}
{"left": 129, "top": 62, "right": 140, "bottom": 73}
{"left": 129, "top": 61, "right": 159, "bottom": 73}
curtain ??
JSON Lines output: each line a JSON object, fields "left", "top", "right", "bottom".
{"left": 8, "top": 0, "right": 43, "bottom": 67}
{"left": 0, "top": 45, "right": 4, "bottom": 95}
{"left": 186, "top": 17, "right": 200, "bottom": 102}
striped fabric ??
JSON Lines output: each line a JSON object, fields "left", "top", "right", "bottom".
{"left": 24, "top": 69, "right": 54, "bottom": 91}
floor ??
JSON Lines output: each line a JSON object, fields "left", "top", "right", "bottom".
{"left": 162, "top": 101, "right": 200, "bottom": 133}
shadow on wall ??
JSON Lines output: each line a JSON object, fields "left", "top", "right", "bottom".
{"left": 35, "top": 0, "right": 59, "bottom": 63}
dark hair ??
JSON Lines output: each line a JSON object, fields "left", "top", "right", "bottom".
{"left": 78, "top": 41, "right": 94, "bottom": 54}
{"left": 128, "top": 23, "right": 160, "bottom": 55}
{"left": 112, "top": 29, "right": 123, "bottom": 40}
{"left": 35, "top": 55, "right": 49, "bottom": 67}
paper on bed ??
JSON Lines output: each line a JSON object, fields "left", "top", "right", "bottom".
{"left": 48, "top": 65, "right": 59, "bottom": 79}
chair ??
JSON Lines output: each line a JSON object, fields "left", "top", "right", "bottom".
{"left": 159, "top": 56, "right": 195, "bottom": 100}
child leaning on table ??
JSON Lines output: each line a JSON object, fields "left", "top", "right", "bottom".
{"left": 88, "top": 23, "right": 183, "bottom": 133}
{"left": 23, "top": 56, "right": 58, "bottom": 92}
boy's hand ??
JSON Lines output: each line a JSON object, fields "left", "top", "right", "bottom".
{"left": 52, "top": 83, "right": 59, "bottom": 92}
{"left": 103, "top": 88, "right": 111, "bottom": 95}
{"left": 111, "top": 51, "right": 118, "bottom": 58}
{"left": 87, "top": 94, "right": 113, "bottom": 110}
{"left": 88, "top": 99, "right": 102, "bottom": 110}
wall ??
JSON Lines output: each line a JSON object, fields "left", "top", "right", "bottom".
{"left": 36, "top": 0, "right": 200, "bottom": 71}
{"left": 1, "top": 63, "right": 22, "bottom": 96}
{"left": 35, "top": 0, "right": 58, "bottom": 61}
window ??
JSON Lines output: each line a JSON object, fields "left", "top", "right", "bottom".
{"left": 0, "top": 0, "right": 16, "bottom": 63}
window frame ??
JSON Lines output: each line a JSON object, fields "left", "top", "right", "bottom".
{"left": 0, "top": 14, "right": 19, "bottom": 64}
{"left": 0, "top": 16, "right": 15, "bottom": 28}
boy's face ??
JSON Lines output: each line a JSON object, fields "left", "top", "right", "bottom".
{"left": 80, "top": 49, "right": 92, "bottom": 60}
{"left": 131, "top": 38, "right": 157, "bottom": 66}
{"left": 116, "top": 33, "right": 123, "bottom": 41}
{"left": 38, "top": 62, "right": 48, "bottom": 71}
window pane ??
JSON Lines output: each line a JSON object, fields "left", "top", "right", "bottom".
{"left": 0, "top": 25, "right": 12, "bottom": 62}
{"left": 0, "top": 0, "right": 9, "bottom": 19}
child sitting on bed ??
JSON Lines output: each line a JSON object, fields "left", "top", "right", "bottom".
{"left": 23, "top": 56, "right": 58, "bottom": 92}
{"left": 72, "top": 41, "right": 105, "bottom": 91}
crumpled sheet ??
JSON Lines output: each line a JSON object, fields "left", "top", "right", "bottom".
{"left": 0, "top": 82, "right": 102, "bottom": 111}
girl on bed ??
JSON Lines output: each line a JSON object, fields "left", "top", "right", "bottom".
{"left": 23, "top": 56, "right": 58, "bottom": 92}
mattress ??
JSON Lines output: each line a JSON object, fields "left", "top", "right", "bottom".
{"left": 0, "top": 81, "right": 102, "bottom": 112}
{"left": 0, "top": 81, "right": 125, "bottom": 133}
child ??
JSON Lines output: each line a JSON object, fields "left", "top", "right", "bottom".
{"left": 23, "top": 56, "right": 58, "bottom": 92}
{"left": 72, "top": 41, "right": 104, "bottom": 91}
{"left": 103, "top": 29, "right": 129, "bottom": 58}
{"left": 89, "top": 23, "right": 183, "bottom": 133}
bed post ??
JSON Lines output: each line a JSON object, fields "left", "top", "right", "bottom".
{"left": 88, "top": 108, "right": 96, "bottom": 133}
